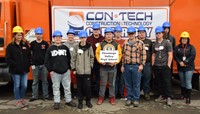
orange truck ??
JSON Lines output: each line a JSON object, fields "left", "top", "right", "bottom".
{"left": 0, "top": 0, "right": 199, "bottom": 89}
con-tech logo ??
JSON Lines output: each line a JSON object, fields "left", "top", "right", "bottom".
{"left": 84, "top": 10, "right": 153, "bottom": 37}
{"left": 67, "top": 11, "right": 84, "bottom": 35}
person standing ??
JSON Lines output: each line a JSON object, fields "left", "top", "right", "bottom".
{"left": 6, "top": 26, "right": 31, "bottom": 108}
{"left": 29, "top": 27, "right": 50, "bottom": 102}
{"left": 96, "top": 27, "right": 122, "bottom": 105}
{"left": 152, "top": 26, "right": 173, "bottom": 106}
{"left": 113, "top": 25, "right": 125, "bottom": 98}
{"left": 63, "top": 29, "right": 78, "bottom": 99}
{"left": 45, "top": 30, "right": 76, "bottom": 110}
{"left": 121, "top": 26, "right": 146, "bottom": 107}
{"left": 162, "top": 22, "right": 176, "bottom": 77}
{"left": 174, "top": 31, "right": 196, "bottom": 104}
{"left": 162, "top": 22, "right": 176, "bottom": 49}
{"left": 71, "top": 30, "right": 94, "bottom": 109}
{"left": 137, "top": 26, "right": 152, "bottom": 100}
{"left": 87, "top": 23, "right": 104, "bottom": 96}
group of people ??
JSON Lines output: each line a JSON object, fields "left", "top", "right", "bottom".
{"left": 5, "top": 21, "right": 196, "bottom": 110}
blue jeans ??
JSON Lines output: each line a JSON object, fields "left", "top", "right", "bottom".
{"left": 32, "top": 65, "right": 49, "bottom": 99}
{"left": 12, "top": 73, "right": 28, "bottom": 100}
{"left": 141, "top": 63, "right": 151, "bottom": 94}
{"left": 178, "top": 70, "right": 193, "bottom": 89}
{"left": 124, "top": 64, "right": 142, "bottom": 101}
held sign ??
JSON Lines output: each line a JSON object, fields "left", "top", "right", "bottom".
{"left": 100, "top": 51, "right": 118, "bottom": 62}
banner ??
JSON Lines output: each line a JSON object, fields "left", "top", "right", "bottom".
{"left": 52, "top": 7, "right": 169, "bottom": 41}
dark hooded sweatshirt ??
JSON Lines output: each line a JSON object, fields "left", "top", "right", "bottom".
{"left": 44, "top": 44, "right": 71, "bottom": 74}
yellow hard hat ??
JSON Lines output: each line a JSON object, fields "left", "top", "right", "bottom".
{"left": 12, "top": 26, "right": 23, "bottom": 33}
{"left": 180, "top": 31, "right": 190, "bottom": 38}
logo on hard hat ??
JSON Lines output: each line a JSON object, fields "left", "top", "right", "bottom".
{"left": 67, "top": 11, "right": 84, "bottom": 35}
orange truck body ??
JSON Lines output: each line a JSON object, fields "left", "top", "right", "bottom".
{"left": 0, "top": 0, "right": 200, "bottom": 88}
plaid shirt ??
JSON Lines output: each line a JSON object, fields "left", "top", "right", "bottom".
{"left": 122, "top": 39, "right": 146, "bottom": 66}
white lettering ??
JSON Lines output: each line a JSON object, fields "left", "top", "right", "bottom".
{"left": 51, "top": 50, "right": 67, "bottom": 56}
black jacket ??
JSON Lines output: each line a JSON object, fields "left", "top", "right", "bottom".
{"left": 44, "top": 44, "right": 71, "bottom": 74}
{"left": 6, "top": 41, "right": 31, "bottom": 74}
{"left": 30, "top": 40, "right": 49, "bottom": 65}
{"left": 174, "top": 44, "right": 196, "bottom": 71}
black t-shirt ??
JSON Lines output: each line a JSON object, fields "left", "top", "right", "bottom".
{"left": 140, "top": 38, "right": 152, "bottom": 63}
{"left": 30, "top": 40, "right": 49, "bottom": 65}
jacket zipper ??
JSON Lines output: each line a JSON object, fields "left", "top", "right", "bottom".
{"left": 19, "top": 44, "right": 24, "bottom": 73}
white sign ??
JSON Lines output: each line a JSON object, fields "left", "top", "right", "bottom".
{"left": 100, "top": 51, "right": 118, "bottom": 62}
{"left": 52, "top": 7, "right": 169, "bottom": 41}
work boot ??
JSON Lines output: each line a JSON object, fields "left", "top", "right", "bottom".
{"left": 86, "top": 101, "right": 93, "bottom": 108}
{"left": 54, "top": 103, "right": 60, "bottom": 110}
{"left": 166, "top": 97, "right": 172, "bottom": 106}
{"left": 155, "top": 95, "right": 166, "bottom": 102}
{"left": 77, "top": 100, "right": 83, "bottom": 109}
{"left": 144, "top": 93, "right": 150, "bottom": 100}
{"left": 125, "top": 100, "right": 132, "bottom": 106}
{"left": 179, "top": 87, "right": 186, "bottom": 100}
{"left": 21, "top": 99, "right": 28, "bottom": 106}
{"left": 186, "top": 98, "right": 191, "bottom": 104}
{"left": 77, "top": 102, "right": 83, "bottom": 109}
{"left": 97, "top": 96, "right": 104, "bottom": 105}
{"left": 133, "top": 101, "right": 139, "bottom": 107}
{"left": 16, "top": 100, "right": 25, "bottom": 108}
{"left": 186, "top": 89, "right": 191, "bottom": 104}
{"left": 109, "top": 96, "right": 116, "bottom": 105}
